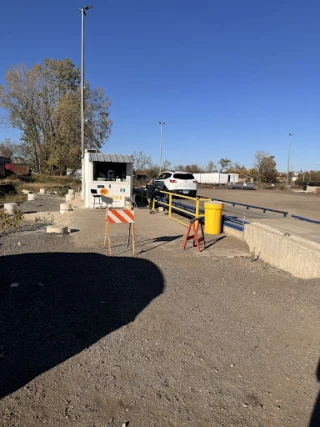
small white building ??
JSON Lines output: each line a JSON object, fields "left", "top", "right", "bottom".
{"left": 83, "top": 150, "right": 134, "bottom": 209}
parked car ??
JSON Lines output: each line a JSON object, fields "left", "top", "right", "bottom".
{"left": 154, "top": 171, "right": 197, "bottom": 197}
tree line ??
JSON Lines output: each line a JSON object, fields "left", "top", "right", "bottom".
{"left": 133, "top": 150, "right": 280, "bottom": 183}
{"left": 0, "top": 59, "right": 112, "bottom": 175}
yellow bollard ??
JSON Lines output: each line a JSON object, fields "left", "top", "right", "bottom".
{"left": 204, "top": 202, "right": 224, "bottom": 234}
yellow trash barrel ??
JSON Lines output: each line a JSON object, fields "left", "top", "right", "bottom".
{"left": 204, "top": 202, "right": 224, "bottom": 234}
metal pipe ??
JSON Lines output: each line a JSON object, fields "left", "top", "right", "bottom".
{"left": 287, "top": 133, "right": 294, "bottom": 186}
{"left": 159, "top": 121, "right": 165, "bottom": 174}
{"left": 80, "top": 5, "right": 93, "bottom": 199}
{"left": 81, "top": 9, "right": 85, "bottom": 160}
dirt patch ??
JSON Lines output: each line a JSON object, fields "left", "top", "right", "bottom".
{"left": 0, "top": 204, "right": 319, "bottom": 426}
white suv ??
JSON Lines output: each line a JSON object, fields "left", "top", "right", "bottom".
{"left": 155, "top": 171, "right": 197, "bottom": 197}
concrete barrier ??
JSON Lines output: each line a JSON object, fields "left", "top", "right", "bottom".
{"left": 27, "top": 193, "right": 36, "bottom": 201}
{"left": 47, "top": 225, "right": 68, "bottom": 235}
{"left": 60, "top": 203, "right": 72, "bottom": 214}
{"left": 223, "top": 224, "right": 243, "bottom": 240}
{"left": 4, "top": 203, "right": 18, "bottom": 216}
{"left": 306, "top": 185, "right": 320, "bottom": 193}
{"left": 68, "top": 189, "right": 75, "bottom": 195}
{"left": 66, "top": 194, "right": 74, "bottom": 201}
{"left": 244, "top": 222, "right": 320, "bottom": 279}
{"left": 39, "top": 188, "right": 46, "bottom": 195}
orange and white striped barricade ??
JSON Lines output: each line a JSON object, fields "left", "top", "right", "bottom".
{"left": 104, "top": 208, "right": 135, "bottom": 255}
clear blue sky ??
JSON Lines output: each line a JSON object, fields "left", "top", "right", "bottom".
{"left": 1, "top": 0, "right": 320, "bottom": 171}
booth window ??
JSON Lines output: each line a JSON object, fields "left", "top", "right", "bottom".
{"left": 93, "top": 162, "right": 127, "bottom": 181}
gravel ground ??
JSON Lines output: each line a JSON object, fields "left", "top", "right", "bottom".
{"left": 198, "top": 188, "right": 320, "bottom": 220}
{"left": 0, "top": 196, "right": 319, "bottom": 426}
{"left": 20, "top": 194, "right": 65, "bottom": 213}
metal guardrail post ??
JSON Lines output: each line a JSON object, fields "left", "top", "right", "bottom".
{"left": 169, "top": 193, "right": 173, "bottom": 218}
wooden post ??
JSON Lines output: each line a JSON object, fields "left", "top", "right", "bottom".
{"left": 132, "top": 223, "right": 135, "bottom": 255}
{"left": 104, "top": 221, "right": 112, "bottom": 255}
{"left": 127, "top": 223, "right": 131, "bottom": 248}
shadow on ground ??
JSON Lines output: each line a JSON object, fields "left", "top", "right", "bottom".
{"left": 309, "top": 359, "right": 320, "bottom": 426}
{"left": 0, "top": 253, "right": 164, "bottom": 399}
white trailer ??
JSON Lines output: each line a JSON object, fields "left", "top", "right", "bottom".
{"left": 193, "top": 173, "right": 238, "bottom": 185}
{"left": 83, "top": 150, "right": 134, "bottom": 209}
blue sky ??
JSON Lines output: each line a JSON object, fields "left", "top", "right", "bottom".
{"left": 1, "top": 0, "right": 320, "bottom": 171}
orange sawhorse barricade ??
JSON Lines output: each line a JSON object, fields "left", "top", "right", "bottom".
{"left": 182, "top": 217, "right": 206, "bottom": 252}
{"left": 104, "top": 208, "right": 135, "bottom": 256}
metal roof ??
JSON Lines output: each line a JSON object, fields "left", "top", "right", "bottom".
{"left": 89, "top": 153, "right": 134, "bottom": 163}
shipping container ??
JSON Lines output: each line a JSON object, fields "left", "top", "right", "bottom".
{"left": 193, "top": 173, "right": 238, "bottom": 185}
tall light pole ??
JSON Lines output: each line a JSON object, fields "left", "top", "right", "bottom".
{"left": 286, "top": 132, "right": 294, "bottom": 186}
{"left": 159, "top": 121, "right": 165, "bottom": 174}
{"left": 80, "top": 4, "right": 93, "bottom": 198}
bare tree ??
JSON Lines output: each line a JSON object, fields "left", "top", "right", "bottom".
{"left": 174, "top": 164, "right": 185, "bottom": 171}
{"left": 162, "top": 159, "right": 172, "bottom": 170}
{"left": 206, "top": 160, "right": 216, "bottom": 172}
{"left": 132, "top": 151, "right": 153, "bottom": 171}
{"left": 185, "top": 164, "right": 202, "bottom": 173}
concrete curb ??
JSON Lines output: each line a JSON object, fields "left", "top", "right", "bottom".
{"left": 244, "top": 222, "right": 320, "bottom": 279}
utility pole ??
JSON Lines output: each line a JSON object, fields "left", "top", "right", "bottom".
{"left": 286, "top": 133, "right": 294, "bottom": 187}
{"left": 80, "top": 4, "right": 93, "bottom": 198}
{"left": 159, "top": 121, "right": 165, "bottom": 174}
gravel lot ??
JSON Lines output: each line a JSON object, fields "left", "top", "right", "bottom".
{"left": 0, "top": 195, "right": 319, "bottom": 426}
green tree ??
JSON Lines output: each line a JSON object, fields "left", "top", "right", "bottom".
{"left": 254, "top": 151, "right": 277, "bottom": 182}
{"left": 218, "top": 158, "right": 231, "bottom": 172}
{"left": 0, "top": 59, "right": 112, "bottom": 174}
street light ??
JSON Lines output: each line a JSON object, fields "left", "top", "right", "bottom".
{"left": 286, "top": 132, "right": 294, "bottom": 186}
{"left": 80, "top": 5, "right": 93, "bottom": 199}
{"left": 159, "top": 121, "right": 165, "bottom": 174}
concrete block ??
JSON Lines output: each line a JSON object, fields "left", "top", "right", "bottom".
{"left": 39, "top": 188, "right": 46, "bottom": 195}
{"left": 60, "top": 203, "right": 72, "bottom": 214}
{"left": 66, "top": 194, "right": 74, "bottom": 201}
{"left": 47, "top": 225, "right": 68, "bottom": 235}
{"left": 4, "top": 203, "right": 17, "bottom": 216}
{"left": 27, "top": 193, "right": 36, "bottom": 201}
{"left": 68, "top": 189, "right": 75, "bottom": 195}
{"left": 244, "top": 222, "right": 320, "bottom": 279}
{"left": 22, "top": 189, "right": 30, "bottom": 194}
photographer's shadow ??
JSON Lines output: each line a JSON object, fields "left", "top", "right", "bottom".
{"left": 309, "top": 359, "right": 320, "bottom": 426}
{"left": 0, "top": 252, "right": 164, "bottom": 398}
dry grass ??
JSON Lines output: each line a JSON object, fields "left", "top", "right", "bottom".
{"left": 1, "top": 175, "right": 81, "bottom": 195}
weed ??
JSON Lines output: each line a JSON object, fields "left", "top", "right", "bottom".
{"left": 0, "top": 210, "right": 24, "bottom": 230}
